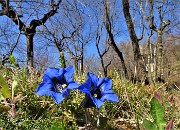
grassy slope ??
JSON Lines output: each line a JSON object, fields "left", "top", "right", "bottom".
{"left": 0, "top": 66, "right": 179, "bottom": 130}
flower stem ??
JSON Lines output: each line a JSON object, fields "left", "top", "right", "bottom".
{"left": 85, "top": 108, "right": 92, "bottom": 128}
{"left": 97, "top": 108, "right": 100, "bottom": 127}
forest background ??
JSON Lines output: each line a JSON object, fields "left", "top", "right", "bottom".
{"left": 0, "top": 0, "right": 179, "bottom": 129}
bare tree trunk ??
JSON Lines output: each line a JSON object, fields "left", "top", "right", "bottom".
{"left": 136, "top": 0, "right": 170, "bottom": 82}
{"left": 147, "top": 31, "right": 153, "bottom": 83}
{"left": 26, "top": 34, "right": 34, "bottom": 68}
{"left": 153, "top": 46, "right": 157, "bottom": 82}
{"left": 74, "top": 59, "right": 79, "bottom": 74}
{"left": 80, "top": 42, "right": 84, "bottom": 73}
{"left": 0, "top": 0, "right": 62, "bottom": 68}
{"left": 108, "top": 35, "right": 128, "bottom": 79}
{"left": 122, "top": 0, "right": 146, "bottom": 81}
{"left": 95, "top": 25, "right": 111, "bottom": 77}
{"left": 80, "top": 56, "right": 83, "bottom": 73}
{"left": 104, "top": 2, "right": 129, "bottom": 79}
{"left": 147, "top": 43, "right": 152, "bottom": 82}
{"left": 156, "top": 31, "right": 163, "bottom": 79}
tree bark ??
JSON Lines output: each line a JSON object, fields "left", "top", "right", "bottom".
{"left": 147, "top": 31, "right": 153, "bottom": 83}
{"left": 74, "top": 59, "right": 79, "bottom": 74}
{"left": 156, "top": 31, "right": 163, "bottom": 79}
{"left": 104, "top": 2, "right": 129, "bottom": 79}
{"left": 122, "top": 0, "right": 146, "bottom": 81}
{"left": 26, "top": 34, "right": 34, "bottom": 67}
{"left": 137, "top": 1, "right": 170, "bottom": 82}
{"left": 80, "top": 41, "right": 84, "bottom": 73}
{"left": 108, "top": 34, "right": 128, "bottom": 79}
{"left": 0, "top": 0, "right": 62, "bottom": 68}
{"left": 147, "top": 42, "right": 152, "bottom": 82}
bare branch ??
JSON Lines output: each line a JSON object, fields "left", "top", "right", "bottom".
{"left": 0, "top": 0, "right": 26, "bottom": 31}
{"left": 161, "top": 20, "right": 170, "bottom": 31}
{"left": 105, "top": 60, "right": 111, "bottom": 71}
{"left": 102, "top": 46, "right": 109, "bottom": 57}
{"left": 105, "top": 0, "right": 128, "bottom": 78}
{"left": 9, "top": 32, "right": 21, "bottom": 55}
{"left": 0, "top": 0, "right": 62, "bottom": 34}
{"left": 149, "top": 1, "right": 157, "bottom": 31}
{"left": 136, "top": 0, "right": 158, "bottom": 32}
{"left": 138, "top": 23, "right": 145, "bottom": 41}
{"left": 1, "top": 32, "right": 21, "bottom": 64}
{"left": 29, "top": 0, "right": 62, "bottom": 30}
{"left": 136, "top": 1, "right": 149, "bottom": 21}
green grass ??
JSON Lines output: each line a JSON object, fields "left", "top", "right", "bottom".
{"left": 0, "top": 66, "right": 179, "bottom": 130}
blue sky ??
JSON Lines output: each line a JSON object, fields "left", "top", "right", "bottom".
{"left": 0, "top": 0, "right": 179, "bottom": 67}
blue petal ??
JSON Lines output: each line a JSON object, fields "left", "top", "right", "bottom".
{"left": 62, "top": 82, "right": 78, "bottom": 96}
{"left": 100, "top": 93, "right": 119, "bottom": 102}
{"left": 101, "top": 78, "right": 112, "bottom": 91}
{"left": 87, "top": 73, "right": 98, "bottom": 88}
{"left": 52, "top": 92, "right": 64, "bottom": 104}
{"left": 78, "top": 78, "right": 92, "bottom": 94}
{"left": 66, "top": 82, "right": 78, "bottom": 90}
{"left": 42, "top": 74, "right": 52, "bottom": 83}
{"left": 97, "top": 77, "right": 105, "bottom": 87}
{"left": 91, "top": 96, "right": 104, "bottom": 108}
{"left": 64, "top": 66, "right": 74, "bottom": 83}
{"left": 36, "top": 83, "right": 53, "bottom": 96}
{"left": 101, "top": 90, "right": 114, "bottom": 94}
{"left": 44, "top": 68, "right": 64, "bottom": 79}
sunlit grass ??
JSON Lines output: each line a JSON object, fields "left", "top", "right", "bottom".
{"left": 0, "top": 66, "right": 179, "bottom": 129}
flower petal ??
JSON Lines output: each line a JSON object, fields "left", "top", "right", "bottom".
{"left": 101, "top": 78, "right": 112, "bottom": 91}
{"left": 100, "top": 93, "right": 119, "bottom": 102}
{"left": 36, "top": 83, "right": 53, "bottom": 96}
{"left": 87, "top": 73, "right": 98, "bottom": 88}
{"left": 101, "top": 90, "right": 114, "bottom": 94}
{"left": 91, "top": 96, "right": 104, "bottom": 108}
{"left": 64, "top": 66, "right": 74, "bottom": 83}
{"left": 66, "top": 82, "right": 78, "bottom": 90}
{"left": 42, "top": 74, "right": 52, "bottom": 83}
{"left": 78, "top": 78, "right": 91, "bottom": 94}
{"left": 44, "top": 68, "right": 64, "bottom": 79}
{"left": 97, "top": 77, "right": 105, "bottom": 87}
{"left": 62, "top": 82, "right": 78, "bottom": 97}
{"left": 52, "top": 92, "right": 64, "bottom": 104}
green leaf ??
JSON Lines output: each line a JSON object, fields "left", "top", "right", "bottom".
{"left": 9, "top": 55, "right": 19, "bottom": 67}
{"left": 0, "top": 74, "right": 10, "bottom": 98}
{"left": 12, "top": 80, "right": 18, "bottom": 98}
{"left": 0, "top": 92, "right": 4, "bottom": 101}
{"left": 22, "top": 66, "right": 27, "bottom": 80}
{"left": 150, "top": 97, "right": 167, "bottom": 130}
{"left": 0, "top": 104, "right": 10, "bottom": 113}
{"left": 59, "top": 52, "right": 66, "bottom": 68}
{"left": 143, "top": 119, "right": 158, "bottom": 130}
{"left": 9, "top": 55, "right": 16, "bottom": 65}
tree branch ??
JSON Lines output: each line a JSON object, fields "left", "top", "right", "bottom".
{"left": 161, "top": 20, "right": 170, "bottom": 31}
{"left": 136, "top": 0, "right": 158, "bottom": 32}
{"left": 1, "top": 32, "right": 21, "bottom": 64}
{"left": 105, "top": 0, "right": 128, "bottom": 78}
{"left": 0, "top": 0, "right": 62, "bottom": 34}
{"left": 138, "top": 24, "right": 144, "bottom": 41}
{"left": 29, "top": 0, "right": 62, "bottom": 30}
{"left": 0, "top": 0, "right": 26, "bottom": 31}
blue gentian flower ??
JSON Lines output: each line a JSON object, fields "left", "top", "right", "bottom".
{"left": 36, "top": 66, "right": 78, "bottom": 104}
{"left": 78, "top": 73, "right": 119, "bottom": 108}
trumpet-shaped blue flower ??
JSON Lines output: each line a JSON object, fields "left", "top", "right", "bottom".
{"left": 36, "top": 66, "right": 78, "bottom": 104}
{"left": 78, "top": 73, "right": 119, "bottom": 108}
